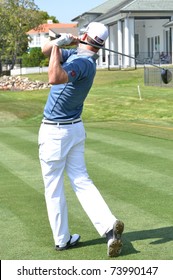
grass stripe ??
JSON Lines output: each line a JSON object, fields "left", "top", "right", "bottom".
{"left": 87, "top": 129, "right": 173, "bottom": 161}
{"left": 0, "top": 126, "right": 39, "bottom": 143}
{"left": 87, "top": 155, "right": 173, "bottom": 218}
{"left": 86, "top": 138, "right": 173, "bottom": 179}
{"left": 0, "top": 140, "right": 43, "bottom": 194}
{"left": 0, "top": 162, "right": 52, "bottom": 259}
{"left": 85, "top": 141, "right": 173, "bottom": 194}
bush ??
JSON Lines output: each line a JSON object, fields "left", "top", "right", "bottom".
{"left": 22, "top": 47, "right": 46, "bottom": 67}
{"left": 40, "top": 57, "right": 49, "bottom": 67}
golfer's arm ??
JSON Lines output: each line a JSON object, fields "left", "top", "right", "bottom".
{"left": 48, "top": 45, "right": 68, "bottom": 85}
{"left": 42, "top": 39, "right": 61, "bottom": 57}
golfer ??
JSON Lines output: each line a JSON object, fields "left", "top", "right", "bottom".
{"left": 38, "top": 22, "right": 124, "bottom": 257}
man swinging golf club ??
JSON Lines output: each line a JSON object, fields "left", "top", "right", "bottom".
{"left": 39, "top": 22, "right": 124, "bottom": 257}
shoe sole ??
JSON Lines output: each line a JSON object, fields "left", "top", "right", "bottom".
{"left": 108, "top": 220, "right": 124, "bottom": 257}
{"left": 108, "top": 239, "right": 123, "bottom": 257}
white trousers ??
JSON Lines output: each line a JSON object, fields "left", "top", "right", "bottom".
{"left": 38, "top": 121, "right": 116, "bottom": 246}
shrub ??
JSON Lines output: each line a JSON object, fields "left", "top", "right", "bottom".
{"left": 22, "top": 47, "right": 46, "bottom": 67}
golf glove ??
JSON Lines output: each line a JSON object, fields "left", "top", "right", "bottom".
{"left": 53, "top": 33, "right": 73, "bottom": 46}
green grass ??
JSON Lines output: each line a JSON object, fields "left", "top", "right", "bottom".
{"left": 0, "top": 69, "right": 173, "bottom": 260}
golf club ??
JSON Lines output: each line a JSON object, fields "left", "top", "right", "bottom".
{"left": 55, "top": 34, "right": 172, "bottom": 84}
{"left": 79, "top": 40, "right": 172, "bottom": 84}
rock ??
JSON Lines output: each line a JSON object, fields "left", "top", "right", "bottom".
{"left": 0, "top": 75, "right": 51, "bottom": 91}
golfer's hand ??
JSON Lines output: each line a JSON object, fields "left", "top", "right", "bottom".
{"left": 53, "top": 33, "right": 79, "bottom": 47}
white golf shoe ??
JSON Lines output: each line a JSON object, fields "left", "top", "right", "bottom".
{"left": 55, "top": 234, "right": 80, "bottom": 251}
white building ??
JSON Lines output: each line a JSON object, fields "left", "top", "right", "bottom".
{"left": 27, "top": 20, "right": 78, "bottom": 49}
{"left": 72, "top": 0, "right": 173, "bottom": 68}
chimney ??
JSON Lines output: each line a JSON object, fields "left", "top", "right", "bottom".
{"left": 47, "top": 19, "right": 53, "bottom": 24}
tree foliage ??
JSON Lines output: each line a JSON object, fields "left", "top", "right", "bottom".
{"left": 22, "top": 47, "right": 47, "bottom": 67}
{"left": 39, "top": 11, "right": 59, "bottom": 23}
{"left": 0, "top": 0, "right": 47, "bottom": 68}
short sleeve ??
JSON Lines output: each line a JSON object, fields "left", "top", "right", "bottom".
{"left": 63, "top": 58, "right": 92, "bottom": 83}
{"left": 61, "top": 49, "right": 76, "bottom": 62}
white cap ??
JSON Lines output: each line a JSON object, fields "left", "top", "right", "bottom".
{"left": 85, "top": 22, "right": 108, "bottom": 45}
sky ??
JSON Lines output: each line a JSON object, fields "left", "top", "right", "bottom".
{"left": 34, "top": 0, "right": 106, "bottom": 23}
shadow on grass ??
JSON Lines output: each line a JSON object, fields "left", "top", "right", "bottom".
{"left": 78, "top": 226, "right": 173, "bottom": 256}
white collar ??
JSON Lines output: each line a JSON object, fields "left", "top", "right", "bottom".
{"left": 77, "top": 47, "right": 99, "bottom": 60}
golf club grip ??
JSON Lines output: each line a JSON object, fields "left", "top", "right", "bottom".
{"left": 55, "top": 34, "right": 61, "bottom": 38}
{"left": 55, "top": 34, "right": 94, "bottom": 46}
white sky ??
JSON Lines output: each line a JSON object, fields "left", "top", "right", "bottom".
{"left": 34, "top": 0, "right": 106, "bottom": 23}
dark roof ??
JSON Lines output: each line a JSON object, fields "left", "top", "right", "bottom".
{"left": 122, "top": 0, "right": 173, "bottom": 11}
{"left": 72, "top": 0, "right": 173, "bottom": 22}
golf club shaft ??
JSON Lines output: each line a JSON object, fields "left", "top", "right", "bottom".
{"left": 79, "top": 40, "right": 162, "bottom": 70}
{"left": 55, "top": 34, "right": 162, "bottom": 70}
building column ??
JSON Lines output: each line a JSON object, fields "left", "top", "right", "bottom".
{"left": 109, "top": 24, "right": 117, "bottom": 66}
{"left": 171, "top": 28, "right": 173, "bottom": 65}
{"left": 105, "top": 37, "right": 109, "bottom": 67}
{"left": 123, "top": 17, "right": 135, "bottom": 67}
{"left": 118, "top": 20, "right": 123, "bottom": 67}
{"left": 97, "top": 50, "right": 102, "bottom": 67}
{"left": 129, "top": 18, "right": 135, "bottom": 67}
{"left": 124, "top": 17, "right": 130, "bottom": 66}
{"left": 97, "top": 37, "right": 109, "bottom": 68}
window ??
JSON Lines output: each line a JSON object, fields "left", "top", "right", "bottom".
{"left": 29, "top": 35, "right": 34, "bottom": 46}
{"left": 135, "top": 34, "right": 139, "bottom": 56}
{"left": 151, "top": 38, "right": 154, "bottom": 54}
{"left": 36, "top": 34, "right": 41, "bottom": 46}
{"left": 154, "top": 35, "right": 160, "bottom": 52}
{"left": 165, "top": 30, "right": 170, "bottom": 54}
{"left": 147, "top": 38, "right": 150, "bottom": 57}
{"left": 147, "top": 37, "right": 155, "bottom": 57}
{"left": 102, "top": 48, "right": 106, "bottom": 62}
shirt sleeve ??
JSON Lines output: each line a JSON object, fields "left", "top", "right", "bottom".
{"left": 63, "top": 58, "right": 93, "bottom": 83}
{"left": 61, "top": 49, "right": 76, "bottom": 62}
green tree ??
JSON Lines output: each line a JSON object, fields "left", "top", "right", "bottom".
{"left": 0, "top": 0, "right": 45, "bottom": 68}
{"left": 22, "top": 47, "right": 46, "bottom": 67}
{"left": 39, "top": 11, "right": 59, "bottom": 23}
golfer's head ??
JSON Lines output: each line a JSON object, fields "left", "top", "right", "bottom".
{"left": 86, "top": 22, "right": 108, "bottom": 46}
{"left": 81, "top": 22, "right": 108, "bottom": 51}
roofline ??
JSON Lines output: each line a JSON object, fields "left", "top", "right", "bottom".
{"left": 71, "top": 12, "right": 102, "bottom": 22}
{"left": 96, "top": 9, "right": 173, "bottom": 22}
{"left": 27, "top": 23, "right": 78, "bottom": 34}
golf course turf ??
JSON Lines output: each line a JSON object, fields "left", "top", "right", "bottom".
{"left": 0, "top": 69, "right": 173, "bottom": 260}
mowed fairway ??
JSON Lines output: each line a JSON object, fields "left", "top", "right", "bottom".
{"left": 0, "top": 69, "right": 173, "bottom": 260}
